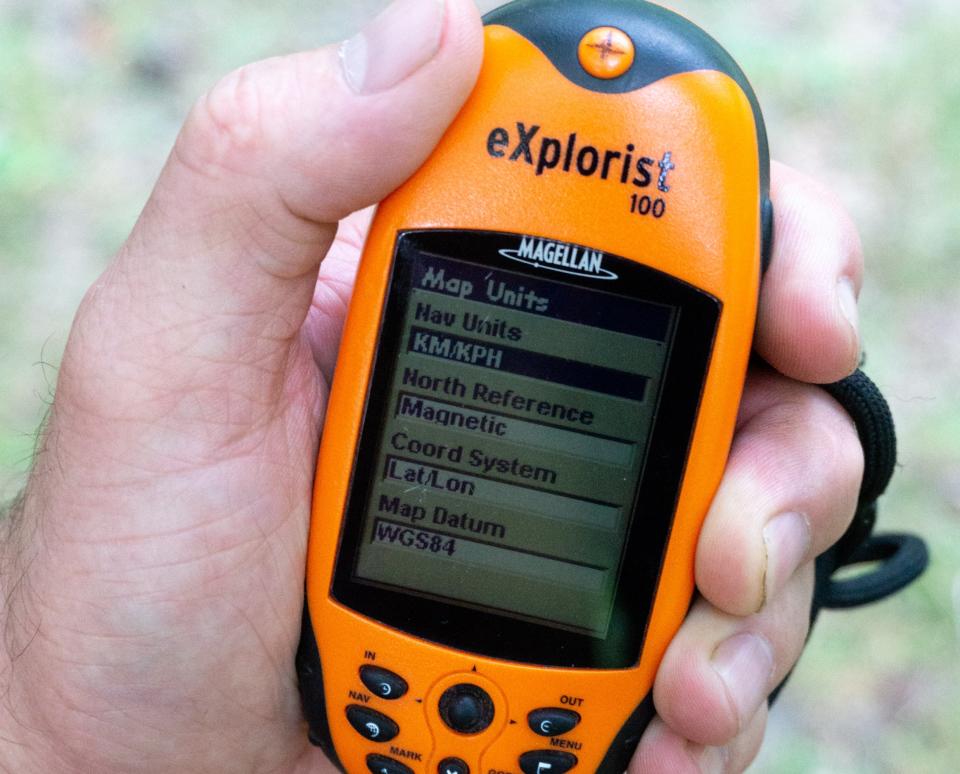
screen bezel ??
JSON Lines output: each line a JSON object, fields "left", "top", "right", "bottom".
{"left": 330, "top": 230, "right": 720, "bottom": 669}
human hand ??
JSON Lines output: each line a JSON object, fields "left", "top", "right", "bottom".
{"left": 630, "top": 158, "right": 866, "bottom": 772}
{"left": 0, "top": 1, "right": 863, "bottom": 772}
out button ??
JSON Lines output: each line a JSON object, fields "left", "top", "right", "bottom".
{"left": 578, "top": 26, "right": 635, "bottom": 80}
{"left": 528, "top": 708, "right": 581, "bottom": 737}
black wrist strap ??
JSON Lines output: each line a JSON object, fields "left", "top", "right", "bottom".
{"left": 816, "top": 369, "right": 928, "bottom": 611}
{"left": 771, "top": 368, "right": 929, "bottom": 703}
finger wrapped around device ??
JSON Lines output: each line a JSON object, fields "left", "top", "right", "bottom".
{"left": 650, "top": 560, "right": 814, "bottom": 750}
{"left": 639, "top": 366, "right": 865, "bottom": 757}
{"left": 695, "top": 368, "right": 865, "bottom": 618}
{"left": 630, "top": 703, "right": 768, "bottom": 774}
{"left": 755, "top": 162, "right": 865, "bottom": 383}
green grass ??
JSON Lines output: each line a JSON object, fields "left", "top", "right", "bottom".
{"left": 1, "top": 1, "right": 957, "bottom": 770}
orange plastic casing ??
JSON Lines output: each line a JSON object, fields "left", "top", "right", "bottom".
{"left": 304, "top": 23, "right": 762, "bottom": 774}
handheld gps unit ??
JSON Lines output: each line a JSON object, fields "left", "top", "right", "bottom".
{"left": 298, "top": 1, "right": 771, "bottom": 772}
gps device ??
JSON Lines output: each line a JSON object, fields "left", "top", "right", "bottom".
{"left": 297, "top": 1, "right": 771, "bottom": 772}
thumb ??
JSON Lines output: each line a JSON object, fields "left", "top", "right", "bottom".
{"left": 61, "top": 0, "right": 482, "bottom": 432}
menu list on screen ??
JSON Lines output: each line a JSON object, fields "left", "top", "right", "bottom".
{"left": 351, "top": 244, "right": 679, "bottom": 637}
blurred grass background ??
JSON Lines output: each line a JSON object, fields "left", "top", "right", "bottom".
{"left": 1, "top": 0, "right": 957, "bottom": 770}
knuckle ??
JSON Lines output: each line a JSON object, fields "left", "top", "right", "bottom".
{"left": 804, "top": 179, "right": 864, "bottom": 279}
{"left": 834, "top": 206, "right": 865, "bottom": 278}
{"left": 774, "top": 165, "right": 864, "bottom": 278}
{"left": 733, "top": 383, "right": 864, "bottom": 539}
{"left": 754, "top": 383, "right": 863, "bottom": 485}
{"left": 181, "top": 58, "right": 292, "bottom": 175}
{"left": 726, "top": 703, "right": 769, "bottom": 773}
{"left": 196, "top": 66, "right": 267, "bottom": 163}
{"left": 206, "top": 64, "right": 267, "bottom": 146}
{"left": 762, "top": 563, "right": 815, "bottom": 677}
{"left": 807, "top": 389, "right": 865, "bottom": 488}
{"left": 630, "top": 719, "right": 705, "bottom": 774}
{"left": 655, "top": 648, "right": 741, "bottom": 746}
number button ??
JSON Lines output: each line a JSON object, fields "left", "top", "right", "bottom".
{"left": 360, "top": 665, "right": 409, "bottom": 700}
{"left": 438, "top": 756, "right": 470, "bottom": 774}
{"left": 346, "top": 705, "right": 399, "bottom": 742}
{"left": 527, "top": 708, "right": 581, "bottom": 737}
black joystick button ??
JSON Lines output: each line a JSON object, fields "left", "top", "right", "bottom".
{"left": 438, "top": 684, "right": 495, "bottom": 734}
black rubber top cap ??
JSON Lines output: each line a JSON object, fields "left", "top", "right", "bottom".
{"left": 484, "top": 0, "right": 770, "bottom": 199}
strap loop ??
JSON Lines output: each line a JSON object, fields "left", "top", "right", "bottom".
{"left": 817, "top": 532, "right": 929, "bottom": 610}
{"left": 815, "top": 369, "right": 928, "bottom": 609}
{"left": 770, "top": 369, "right": 928, "bottom": 705}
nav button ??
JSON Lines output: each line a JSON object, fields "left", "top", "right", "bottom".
{"left": 346, "top": 705, "right": 399, "bottom": 743}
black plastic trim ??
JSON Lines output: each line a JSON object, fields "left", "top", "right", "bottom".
{"left": 484, "top": 0, "right": 773, "bottom": 278}
{"left": 483, "top": 0, "right": 770, "bottom": 200}
{"left": 596, "top": 691, "right": 655, "bottom": 773}
{"left": 761, "top": 198, "right": 775, "bottom": 274}
{"left": 296, "top": 603, "right": 345, "bottom": 770}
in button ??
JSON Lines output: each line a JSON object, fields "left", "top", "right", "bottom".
{"left": 360, "top": 665, "right": 409, "bottom": 700}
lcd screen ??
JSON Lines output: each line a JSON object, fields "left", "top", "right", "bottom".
{"left": 347, "top": 239, "right": 679, "bottom": 638}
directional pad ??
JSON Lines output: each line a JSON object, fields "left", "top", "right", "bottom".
{"left": 438, "top": 684, "right": 495, "bottom": 735}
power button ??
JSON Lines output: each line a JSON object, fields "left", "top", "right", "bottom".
{"left": 578, "top": 27, "right": 635, "bottom": 79}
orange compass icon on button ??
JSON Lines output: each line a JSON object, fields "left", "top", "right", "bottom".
{"left": 578, "top": 26, "right": 636, "bottom": 79}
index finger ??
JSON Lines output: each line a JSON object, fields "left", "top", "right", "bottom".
{"left": 756, "top": 161, "right": 864, "bottom": 384}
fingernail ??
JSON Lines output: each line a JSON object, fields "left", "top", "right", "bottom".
{"left": 838, "top": 277, "right": 862, "bottom": 368}
{"left": 711, "top": 633, "right": 774, "bottom": 730}
{"left": 340, "top": 0, "right": 446, "bottom": 94}
{"left": 695, "top": 744, "right": 729, "bottom": 774}
{"left": 837, "top": 276, "right": 860, "bottom": 337}
{"left": 762, "top": 512, "right": 811, "bottom": 603}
